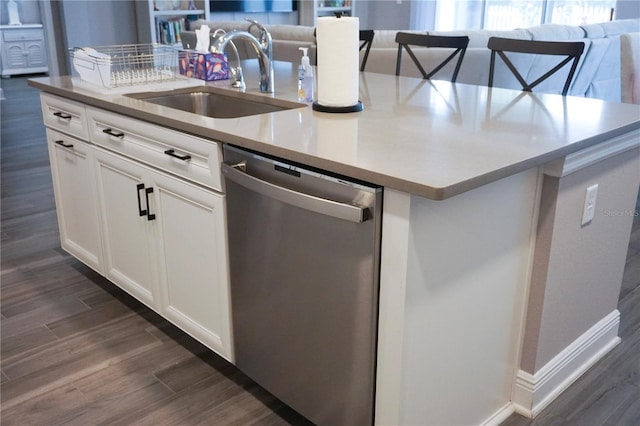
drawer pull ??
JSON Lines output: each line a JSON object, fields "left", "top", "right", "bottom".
{"left": 136, "top": 183, "right": 147, "bottom": 217}
{"left": 53, "top": 111, "right": 72, "bottom": 120}
{"left": 102, "top": 128, "right": 124, "bottom": 138}
{"left": 164, "top": 149, "right": 191, "bottom": 161}
{"left": 145, "top": 187, "right": 156, "bottom": 221}
{"left": 54, "top": 140, "right": 74, "bottom": 149}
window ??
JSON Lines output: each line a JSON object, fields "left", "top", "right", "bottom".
{"left": 434, "top": 0, "right": 616, "bottom": 31}
{"left": 484, "top": 1, "right": 544, "bottom": 30}
{"left": 546, "top": 0, "right": 616, "bottom": 25}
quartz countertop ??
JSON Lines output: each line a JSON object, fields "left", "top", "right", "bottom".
{"left": 29, "top": 61, "right": 640, "bottom": 200}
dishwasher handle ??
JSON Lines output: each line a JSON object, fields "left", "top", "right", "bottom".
{"left": 222, "top": 162, "right": 368, "bottom": 223}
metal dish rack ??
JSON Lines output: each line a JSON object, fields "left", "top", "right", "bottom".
{"left": 70, "top": 44, "right": 183, "bottom": 89}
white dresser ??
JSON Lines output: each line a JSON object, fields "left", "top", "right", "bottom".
{"left": 1, "top": 24, "right": 48, "bottom": 77}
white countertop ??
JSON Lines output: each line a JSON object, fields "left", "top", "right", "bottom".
{"left": 29, "top": 61, "right": 640, "bottom": 199}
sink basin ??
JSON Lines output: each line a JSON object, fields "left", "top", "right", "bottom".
{"left": 126, "top": 87, "right": 305, "bottom": 119}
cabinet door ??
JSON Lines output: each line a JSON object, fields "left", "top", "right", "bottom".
{"left": 93, "top": 148, "right": 157, "bottom": 308}
{"left": 46, "top": 129, "right": 104, "bottom": 273}
{"left": 25, "top": 40, "right": 47, "bottom": 68}
{"left": 152, "top": 172, "right": 232, "bottom": 360}
{"left": 5, "top": 42, "right": 26, "bottom": 68}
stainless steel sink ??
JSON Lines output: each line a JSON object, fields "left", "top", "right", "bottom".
{"left": 126, "top": 86, "right": 305, "bottom": 119}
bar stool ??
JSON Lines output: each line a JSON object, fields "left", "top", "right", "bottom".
{"left": 487, "top": 37, "right": 585, "bottom": 96}
{"left": 359, "top": 30, "right": 375, "bottom": 71}
{"left": 395, "top": 32, "right": 470, "bottom": 83}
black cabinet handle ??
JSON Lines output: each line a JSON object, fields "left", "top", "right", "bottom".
{"left": 54, "top": 140, "right": 74, "bottom": 148}
{"left": 145, "top": 187, "right": 156, "bottom": 221}
{"left": 102, "top": 128, "right": 124, "bottom": 138}
{"left": 164, "top": 149, "right": 191, "bottom": 161}
{"left": 53, "top": 111, "right": 72, "bottom": 120}
{"left": 136, "top": 183, "right": 147, "bottom": 217}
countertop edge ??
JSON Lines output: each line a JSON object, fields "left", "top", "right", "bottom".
{"left": 29, "top": 78, "right": 640, "bottom": 201}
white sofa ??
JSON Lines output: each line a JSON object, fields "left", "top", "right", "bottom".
{"left": 191, "top": 19, "right": 640, "bottom": 103}
{"left": 621, "top": 32, "right": 640, "bottom": 104}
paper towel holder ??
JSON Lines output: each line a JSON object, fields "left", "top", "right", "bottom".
{"left": 314, "top": 13, "right": 362, "bottom": 113}
{"left": 312, "top": 101, "right": 363, "bottom": 113}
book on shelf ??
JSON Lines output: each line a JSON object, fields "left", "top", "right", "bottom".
{"left": 156, "top": 16, "right": 196, "bottom": 45}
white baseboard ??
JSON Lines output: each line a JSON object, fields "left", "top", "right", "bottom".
{"left": 511, "top": 310, "right": 621, "bottom": 418}
{"left": 481, "top": 402, "right": 515, "bottom": 426}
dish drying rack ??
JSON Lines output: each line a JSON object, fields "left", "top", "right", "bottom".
{"left": 70, "top": 44, "right": 184, "bottom": 89}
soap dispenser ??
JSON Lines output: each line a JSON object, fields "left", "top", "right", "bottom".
{"left": 298, "top": 47, "right": 314, "bottom": 103}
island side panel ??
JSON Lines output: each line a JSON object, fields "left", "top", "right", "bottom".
{"left": 376, "top": 168, "right": 541, "bottom": 425}
{"left": 515, "top": 145, "right": 640, "bottom": 416}
{"left": 375, "top": 189, "right": 412, "bottom": 425}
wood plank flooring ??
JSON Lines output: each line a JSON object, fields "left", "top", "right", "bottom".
{"left": 1, "top": 76, "right": 311, "bottom": 426}
{"left": 2, "top": 76, "right": 639, "bottom": 425}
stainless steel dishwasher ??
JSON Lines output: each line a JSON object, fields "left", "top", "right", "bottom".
{"left": 222, "top": 145, "right": 382, "bottom": 426}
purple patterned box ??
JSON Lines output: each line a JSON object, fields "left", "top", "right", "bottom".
{"left": 178, "top": 50, "right": 229, "bottom": 81}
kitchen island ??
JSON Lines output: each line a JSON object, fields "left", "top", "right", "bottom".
{"left": 30, "top": 62, "right": 640, "bottom": 425}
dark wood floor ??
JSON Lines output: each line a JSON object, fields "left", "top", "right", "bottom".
{"left": 0, "top": 76, "right": 312, "bottom": 426}
{"left": 1, "top": 75, "right": 639, "bottom": 425}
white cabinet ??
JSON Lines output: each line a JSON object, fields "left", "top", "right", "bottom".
{"left": 42, "top": 94, "right": 103, "bottom": 274}
{"left": 94, "top": 149, "right": 158, "bottom": 307}
{"left": 86, "top": 106, "right": 222, "bottom": 191}
{"left": 1, "top": 24, "right": 48, "bottom": 77}
{"left": 135, "top": 0, "right": 210, "bottom": 46}
{"left": 46, "top": 129, "right": 104, "bottom": 274}
{"left": 40, "top": 93, "right": 232, "bottom": 361}
{"left": 151, "top": 167, "right": 231, "bottom": 356}
{"left": 41, "top": 93, "right": 89, "bottom": 140}
{"left": 93, "top": 146, "right": 232, "bottom": 358}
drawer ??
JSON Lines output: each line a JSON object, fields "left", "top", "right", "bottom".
{"left": 86, "top": 106, "right": 222, "bottom": 191}
{"left": 3, "top": 29, "right": 43, "bottom": 42}
{"left": 41, "top": 93, "right": 89, "bottom": 140}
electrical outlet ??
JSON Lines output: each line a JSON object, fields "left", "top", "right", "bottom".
{"left": 581, "top": 184, "right": 598, "bottom": 225}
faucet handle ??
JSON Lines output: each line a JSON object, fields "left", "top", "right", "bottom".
{"left": 230, "top": 66, "right": 246, "bottom": 90}
{"left": 245, "top": 18, "right": 271, "bottom": 43}
{"left": 245, "top": 18, "right": 262, "bottom": 30}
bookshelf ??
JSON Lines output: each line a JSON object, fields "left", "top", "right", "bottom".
{"left": 299, "top": 0, "right": 355, "bottom": 26}
{"left": 136, "top": 0, "right": 210, "bottom": 46}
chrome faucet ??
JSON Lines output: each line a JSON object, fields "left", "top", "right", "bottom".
{"left": 210, "top": 19, "right": 274, "bottom": 93}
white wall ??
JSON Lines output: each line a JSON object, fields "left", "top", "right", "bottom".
{"left": 60, "top": 0, "right": 138, "bottom": 48}
{"left": 616, "top": 0, "right": 640, "bottom": 18}
{"left": 40, "top": 0, "right": 139, "bottom": 77}
{"left": 359, "top": 0, "right": 412, "bottom": 30}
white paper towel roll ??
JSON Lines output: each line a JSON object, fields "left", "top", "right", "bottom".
{"left": 316, "top": 16, "right": 359, "bottom": 107}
